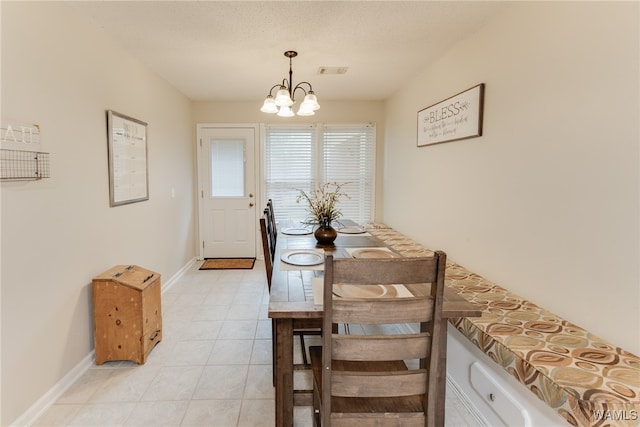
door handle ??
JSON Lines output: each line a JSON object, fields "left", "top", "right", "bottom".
{"left": 249, "top": 203, "right": 254, "bottom": 207}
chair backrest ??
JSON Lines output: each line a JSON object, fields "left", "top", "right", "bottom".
{"left": 265, "top": 199, "right": 277, "bottom": 255}
{"left": 259, "top": 209, "right": 274, "bottom": 290}
{"left": 321, "top": 252, "right": 447, "bottom": 426}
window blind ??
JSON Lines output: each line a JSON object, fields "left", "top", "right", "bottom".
{"left": 322, "top": 124, "right": 375, "bottom": 224}
{"left": 264, "top": 123, "right": 375, "bottom": 224}
{"left": 264, "top": 125, "right": 317, "bottom": 222}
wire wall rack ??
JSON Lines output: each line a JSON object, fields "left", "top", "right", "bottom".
{"left": 0, "top": 149, "right": 50, "bottom": 181}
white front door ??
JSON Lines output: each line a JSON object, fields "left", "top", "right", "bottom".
{"left": 197, "top": 125, "right": 257, "bottom": 259}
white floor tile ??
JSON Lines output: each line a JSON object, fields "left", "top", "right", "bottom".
{"left": 218, "top": 320, "right": 258, "bottom": 340}
{"left": 181, "top": 400, "right": 241, "bottom": 426}
{"left": 167, "top": 340, "right": 215, "bottom": 366}
{"left": 56, "top": 369, "right": 114, "bottom": 404}
{"left": 249, "top": 339, "right": 272, "bottom": 365}
{"left": 238, "top": 399, "right": 275, "bottom": 427}
{"left": 207, "top": 339, "right": 254, "bottom": 365}
{"left": 192, "top": 365, "right": 248, "bottom": 400}
{"left": 32, "top": 404, "right": 82, "bottom": 426}
{"left": 67, "top": 402, "right": 136, "bottom": 426}
{"left": 34, "top": 263, "right": 483, "bottom": 427}
{"left": 243, "top": 365, "right": 275, "bottom": 399}
{"left": 90, "top": 366, "right": 159, "bottom": 403}
{"left": 124, "top": 401, "right": 189, "bottom": 426}
{"left": 140, "top": 366, "right": 203, "bottom": 401}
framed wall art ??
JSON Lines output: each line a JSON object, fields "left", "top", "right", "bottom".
{"left": 106, "top": 110, "right": 149, "bottom": 207}
{"left": 417, "top": 83, "right": 485, "bottom": 147}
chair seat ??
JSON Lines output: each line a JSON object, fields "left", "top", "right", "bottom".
{"left": 309, "top": 346, "right": 426, "bottom": 416}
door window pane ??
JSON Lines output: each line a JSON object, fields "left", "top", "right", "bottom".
{"left": 211, "top": 139, "right": 245, "bottom": 197}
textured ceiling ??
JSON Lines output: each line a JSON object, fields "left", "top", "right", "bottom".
{"left": 70, "top": 1, "right": 508, "bottom": 102}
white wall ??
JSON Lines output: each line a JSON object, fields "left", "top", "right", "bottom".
{"left": 1, "top": 3, "right": 195, "bottom": 424}
{"left": 384, "top": 2, "right": 639, "bottom": 354}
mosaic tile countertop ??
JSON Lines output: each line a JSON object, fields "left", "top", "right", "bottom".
{"left": 364, "top": 223, "right": 640, "bottom": 426}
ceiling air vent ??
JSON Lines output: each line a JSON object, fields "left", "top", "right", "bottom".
{"left": 318, "top": 66, "right": 348, "bottom": 75}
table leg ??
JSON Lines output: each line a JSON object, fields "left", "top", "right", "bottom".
{"left": 434, "top": 322, "right": 448, "bottom": 427}
{"left": 274, "top": 318, "right": 294, "bottom": 427}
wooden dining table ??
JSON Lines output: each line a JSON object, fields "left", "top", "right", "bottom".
{"left": 268, "top": 223, "right": 482, "bottom": 427}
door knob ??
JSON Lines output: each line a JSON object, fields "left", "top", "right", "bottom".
{"left": 249, "top": 193, "right": 254, "bottom": 198}
{"left": 249, "top": 203, "right": 254, "bottom": 207}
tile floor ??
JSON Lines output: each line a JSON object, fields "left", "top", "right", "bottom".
{"left": 34, "top": 260, "right": 482, "bottom": 426}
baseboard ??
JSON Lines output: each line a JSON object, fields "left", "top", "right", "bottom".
{"left": 161, "top": 257, "right": 197, "bottom": 294}
{"left": 12, "top": 257, "right": 197, "bottom": 427}
{"left": 10, "top": 351, "right": 95, "bottom": 427}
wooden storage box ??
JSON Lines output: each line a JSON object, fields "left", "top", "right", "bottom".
{"left": 92, "top": 265, "right": 162, "bottom": 365}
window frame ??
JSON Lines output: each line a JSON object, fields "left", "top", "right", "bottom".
{"left": 262, "top": 123, "right": 376, "bottom": 225}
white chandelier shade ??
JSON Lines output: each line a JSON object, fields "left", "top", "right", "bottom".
{"left": 260, "top": 51, "right": 320, "bottom": 117}
{"left": 260, "top": 96, "right": 278, "bottom": 114}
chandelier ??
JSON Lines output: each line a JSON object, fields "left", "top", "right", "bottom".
{"left": 260, "top": 51, "right": 320, "bottom": 117}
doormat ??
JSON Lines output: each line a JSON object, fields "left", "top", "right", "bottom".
{"left": 200, "top": 258, "right": 256, "bottom": 270}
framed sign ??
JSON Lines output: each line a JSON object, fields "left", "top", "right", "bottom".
{"left": 106, "top": 110, "right": 149, "bottom": 207}
{"left": 417, "top": 83, "right": 484, "bottom": 147}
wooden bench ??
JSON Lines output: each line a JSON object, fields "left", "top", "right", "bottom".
{"left": 364, "top": 223, "right": 640, "bottom": 426}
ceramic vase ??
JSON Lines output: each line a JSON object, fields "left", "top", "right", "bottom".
{"left": 314, "top": 223, "right": 338, "bottom": 246}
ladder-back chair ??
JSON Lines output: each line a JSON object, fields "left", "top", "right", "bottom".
{"left": 310, "top": 252, "right": 447, "bottom": 426}
{"left": 259, "top": 203, "right": 322, "bottom": 372}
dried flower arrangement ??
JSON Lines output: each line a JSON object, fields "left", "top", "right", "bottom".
{"left": 295, "top": 182, "right": 350, "bottom": 227}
